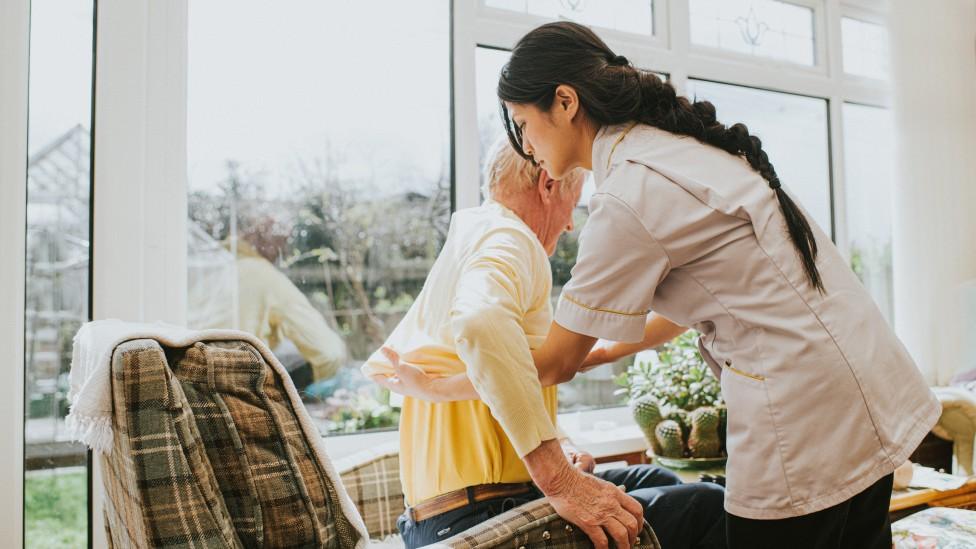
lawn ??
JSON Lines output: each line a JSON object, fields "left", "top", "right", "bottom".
{"left": 25, "top": 468, "right": 86, "bottom": 548}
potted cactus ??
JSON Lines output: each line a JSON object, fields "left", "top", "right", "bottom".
{"left": 617, "top": 330, "right": 727, "bottom": 469}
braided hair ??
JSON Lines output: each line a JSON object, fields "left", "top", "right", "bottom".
{"left": 498, "top": 21, "right": 825, "bottom": 293}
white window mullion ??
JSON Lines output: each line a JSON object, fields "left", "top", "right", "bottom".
{"left": 91, "top": 1, "right": 188, "bottom": 546}
{"left": 92, "top": 0, "right": 188, "bottom": 326}
{"left": 0, "top": 0, "right": 30, "bottom": 545}
{"left": 667, "top": 0, "right": 691, "bottom": 94}
{"left": 454, "top": 0, "right": 482, "bottom": 209}
{"left": 825, "top": 0, "right": 849, "bottom": 252}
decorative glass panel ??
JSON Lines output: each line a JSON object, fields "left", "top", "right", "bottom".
{"left": 187, "top": 0, "right": 451, "bottom": 435}
{"left": 485, "top": 0, "right": 654, "bottom": 36}
{"left": 690, "top": 0, "right": 816, "bottom": 66}
{"left": 24, "top": 0, "right": 93, "bottom": 546}
{"left": 842, "top": 17, "right": 890, "bottom": 80}
{"left": 843, "top": 103, "right": 895, "bottom": 322}
{"left": 687, "top": 79, "right": 832, "bottom": 235}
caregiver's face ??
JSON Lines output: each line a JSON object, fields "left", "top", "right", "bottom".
{"left": 506, "top": 99, "right": 579, "bottom": 180}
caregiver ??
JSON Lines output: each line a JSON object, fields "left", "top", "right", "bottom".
{"left": 497, "top": 21, "right": 939, "bottom": 549}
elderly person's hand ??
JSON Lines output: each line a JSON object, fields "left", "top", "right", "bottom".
{"left": 548, "top": 468, "right": 644, "bottom": 549}
{"left": 526, "top": 440, "right": 644, "bottom": 549}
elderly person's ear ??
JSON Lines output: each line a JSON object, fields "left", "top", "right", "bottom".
{"left": 536, "top": 169, "right": 557, "bottom": 204}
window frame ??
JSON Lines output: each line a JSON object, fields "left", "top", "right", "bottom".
{"left": 0, "top": 0, "right": 30, "bottom": 543}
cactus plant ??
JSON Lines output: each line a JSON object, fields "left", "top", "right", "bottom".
{"left": 630, "top": 394, "right": 664, "bottom": 455}
{"left": 716, "top": 404, "right": 728, "bottom": 453}
{"left": 618, "top": 330, "right": 728, "bottom": 461}
{"left": 666, "top": 407, "right": 691, "bottom": 441}
{"left": 655, "top": 420, "right": 685, "bottom": 458}
{"left": 688, "top": 407, "right": 722, "bottom": 458}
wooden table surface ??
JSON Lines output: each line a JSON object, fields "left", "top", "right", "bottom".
{"left": 889, "top": 478, "right": 976, "bottom": 512}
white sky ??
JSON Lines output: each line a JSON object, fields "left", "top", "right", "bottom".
{"left": 187, "top": 0, "right": 450, "bottom": 196}
{"left": 26, "top": 0, "right": 93, "bottom": 156}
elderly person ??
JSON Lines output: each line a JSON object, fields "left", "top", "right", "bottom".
{"left": 363, "top": 140, "right": 726, "bottom": 549}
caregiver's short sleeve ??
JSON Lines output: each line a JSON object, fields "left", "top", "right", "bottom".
{"left": 555, "top": 191, "right": 671, "bottom": 343}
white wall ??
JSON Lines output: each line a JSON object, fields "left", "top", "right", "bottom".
{"left": 890, "top": 0, "right": 976, "bottom": 384}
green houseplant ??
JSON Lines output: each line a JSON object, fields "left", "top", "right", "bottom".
{"left": 616, "top": 330, "right": 728, "bottom": 469}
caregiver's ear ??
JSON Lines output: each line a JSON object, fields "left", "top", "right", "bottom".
{"left": 537, "top": 169, "right": 557, "bottom": 204}
{"left": 553, "top": 84, "right": 581, "bottom": 120}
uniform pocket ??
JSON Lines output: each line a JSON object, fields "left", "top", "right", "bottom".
{"left": 720, "top": 367, "right": 792, "bottom": 510}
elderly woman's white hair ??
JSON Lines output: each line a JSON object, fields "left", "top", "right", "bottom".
{"left": 482, "top": 136, "right": 585, "bottom": 202}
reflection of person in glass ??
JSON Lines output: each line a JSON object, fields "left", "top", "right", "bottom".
{"left": 364, "top": 140, "right": 726, "bottom": 549}
{"left": 189, "top": 235, "right": 346, "bottom": 388}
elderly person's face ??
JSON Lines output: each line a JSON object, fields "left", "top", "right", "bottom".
{"left": 485, "top": 138, "right": 585, "bottom": 256}
{"left": 535, "top": 170, "right": 583, "bottom": 255}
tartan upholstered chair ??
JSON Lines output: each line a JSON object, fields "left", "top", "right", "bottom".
{"left": 100, "top": 337, "right": 660, "bottom": 548}
{"left": 337, "top": 446, "right": 661, "bottom": 549}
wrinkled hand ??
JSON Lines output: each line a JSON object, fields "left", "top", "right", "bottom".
{"left": 547, "top": 470, "right": 644, "bottom": 549}
{"left": 568, "top": 449, "right": 597, "bottom": 474}
{"left": 371, "top": 347, "right": 440, "bottom": 400}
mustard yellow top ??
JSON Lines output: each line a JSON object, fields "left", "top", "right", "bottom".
{"left": 363, "top": 202, "right": 558, "bottom": 505}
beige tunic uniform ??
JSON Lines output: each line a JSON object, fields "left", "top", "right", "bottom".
{"left": 555, "top": 122, "right": 941, "bottom": 520}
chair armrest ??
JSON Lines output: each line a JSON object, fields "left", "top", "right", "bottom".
{"left": 422, "top": 497, "right": 660, "bottom": 549}
{"left": 336, "top": 446, "right": 404, "bottom": 539}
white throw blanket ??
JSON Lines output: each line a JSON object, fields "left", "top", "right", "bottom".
{"left": 67, "top": 318, "right": 371, "bottom": 546}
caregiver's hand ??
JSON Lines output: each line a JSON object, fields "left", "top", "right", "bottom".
{"left": 579, "top": 341, "right": 614, "bottom": 371}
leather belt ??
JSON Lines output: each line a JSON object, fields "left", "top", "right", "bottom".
{"left": 408, "top": 482, "right": 535, "bottom": 522}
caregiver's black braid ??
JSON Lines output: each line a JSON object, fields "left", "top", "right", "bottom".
{"left": 498, "top": 21, "right": 824, "bottom": 293}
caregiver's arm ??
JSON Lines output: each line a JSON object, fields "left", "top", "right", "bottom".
{"left": 580, "top": 313, "right": 688, "bottom": 369}
{"left": 378, "top": 315, "right": 679, "bottom": 402}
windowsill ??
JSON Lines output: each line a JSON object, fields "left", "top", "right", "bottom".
{"left": 325, "top": 405, "right": 644, "bottom": 461}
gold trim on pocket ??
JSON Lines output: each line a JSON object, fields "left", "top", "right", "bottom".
{"left": 723, "top": 360, "right": 765, "bottom": 381}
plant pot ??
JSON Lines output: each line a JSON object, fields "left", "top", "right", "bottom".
{"left": 653, "top": 455, "right": 727, "bottom": 471}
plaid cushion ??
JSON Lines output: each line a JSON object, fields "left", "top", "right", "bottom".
{"left": 430, "top": 497, "right": 661, "bottom": 549}
{"left": 102, "top": 339, "right": 242, "bottom": 549}
{"left": 337, "top": 450, "right": 404, "bottom": 539}
{"left": 173, "top": 341, "right": 360, "bottom": 549}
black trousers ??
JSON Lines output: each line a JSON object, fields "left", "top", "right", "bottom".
{"left": 726, "top": 473, "right": 894, "bottom": 549}
{"left": 397, "top": 465, "right": 727, "bottom": 549}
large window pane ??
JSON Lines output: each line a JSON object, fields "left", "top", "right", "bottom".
{"left": 476, "top": 46, "right": 667, "bottom": 411}
{"left": 842, "top": 17, "right": 890, "bottom": 80}
{"left": 187, "top": 1, "right": 451, "bottom": 435}
{"left": 843, "top": 103, "right": 895, "bottom": 323}
{"left": 24, "top": 0, "right": 93, "bottom": 546}
{"left": 690, "top": 0, "right": 816, "bottom": 66}
{"left": 485, "top": 0, "right": 654, "bottom": 36}
{"left": 687, "top": 79, "right": 833, "bottom": 235}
